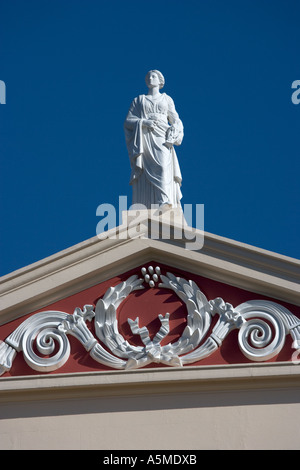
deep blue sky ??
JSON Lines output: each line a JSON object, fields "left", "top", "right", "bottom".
{"left": 0, "top": 0, "right": 299, "bottom": 277}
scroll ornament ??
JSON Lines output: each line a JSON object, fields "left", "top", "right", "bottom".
{"left": 0, "top": 266, "right": 299, "bottom": 375}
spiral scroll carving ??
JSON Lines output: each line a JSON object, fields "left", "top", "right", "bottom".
{"left": 235, "top": 300, "right": 290, "bottom": 361}
{"left": 21, "top": 312, "right": 71, "bottom": 372}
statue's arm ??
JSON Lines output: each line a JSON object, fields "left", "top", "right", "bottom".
{"left": 166, "top": 95, "right": 180, "bottom": 124}
{"left": 124, "top": 98, "right": 141, "bottom": 130}
{"left": 166, "top": 95, "right": 184, "bottom": 145}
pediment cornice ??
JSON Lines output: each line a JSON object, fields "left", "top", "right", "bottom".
{"left": 0, "top": 212, "right": 299, "bottom": 325}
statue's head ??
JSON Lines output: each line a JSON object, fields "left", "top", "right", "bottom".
{"left": 145, "top": 70, "right": 165, "bottom": 89}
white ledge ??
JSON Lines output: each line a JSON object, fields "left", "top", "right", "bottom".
{"left": 0, "top": 362, "right": 300, "bottom": 402}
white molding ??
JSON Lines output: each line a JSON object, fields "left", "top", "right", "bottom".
{"left": 0, "top": 362, "right": 300, "bottom": 403}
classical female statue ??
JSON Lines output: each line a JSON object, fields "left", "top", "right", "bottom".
{"left": 124, "top": 70, "right": 183, "bottom": 209}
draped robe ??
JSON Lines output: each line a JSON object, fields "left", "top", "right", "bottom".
{"left": 124, "top": 93, "right": 183, "bottom": 208}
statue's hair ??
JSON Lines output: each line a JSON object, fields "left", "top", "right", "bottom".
{"left": 145, "top": 70, "right": 165, "bottom": 89}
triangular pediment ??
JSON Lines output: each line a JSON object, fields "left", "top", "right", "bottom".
{"left": 0, "top": 212, "right": 299, "bottom": 378}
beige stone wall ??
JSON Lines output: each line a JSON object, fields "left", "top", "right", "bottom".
{"left": 1, "top": 225, "right": 299, "bottom": 450}
{"left": 1, "top": 364, "right": 300, "bottom": 450}
{"left": 1, "top": 388, "right": 300, "bottom": 450}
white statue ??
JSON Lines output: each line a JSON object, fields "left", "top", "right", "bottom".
{"left": 124, "top": 70, "right": 184, "bottom": 209}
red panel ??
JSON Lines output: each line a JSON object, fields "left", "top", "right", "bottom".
{"left": 0, "top": 262, "right": 298, "bottom": 377}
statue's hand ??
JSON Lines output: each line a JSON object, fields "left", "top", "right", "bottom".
{"left": 143, "top": 119, "right": 157, "bottom": 131}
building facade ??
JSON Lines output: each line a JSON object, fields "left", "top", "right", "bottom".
{"left": 0, "top": 211, "right": 299, "bottom": 449}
